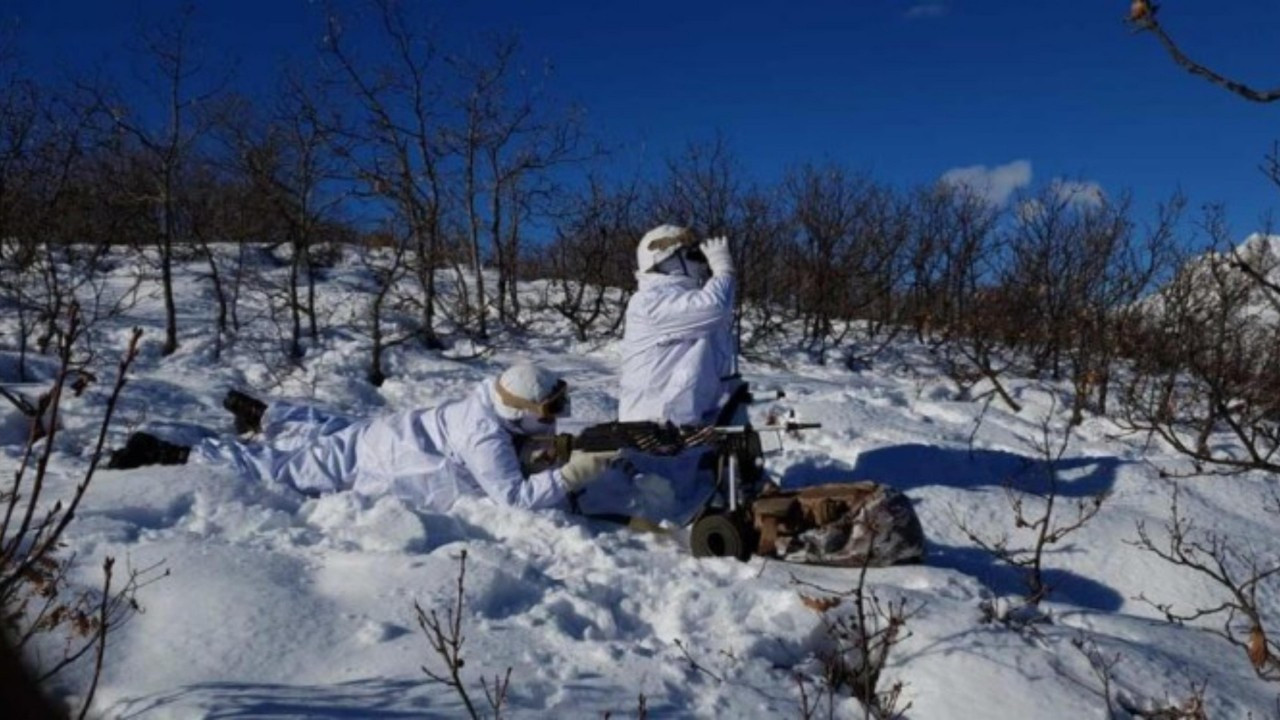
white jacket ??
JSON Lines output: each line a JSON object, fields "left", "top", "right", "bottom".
{"left": 193, "top": 382, "right": 568, "bottom": 512}
{"left": 618, "top": 273, "right": 735, "bottom": 425}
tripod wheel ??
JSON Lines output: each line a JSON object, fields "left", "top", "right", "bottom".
{"left": 690, "top": 512, "right": 752, "bottom": 561}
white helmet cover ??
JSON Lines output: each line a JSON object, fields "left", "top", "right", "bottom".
{"left": 490, "top": 363, "right": 569, "bottom": 426}
{"left": 636, "top": 224, "right": 697, "bottom": 273}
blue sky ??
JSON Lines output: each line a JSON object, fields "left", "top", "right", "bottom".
{"left": 9, "top": 0, "right": 1280, "bottom": 237}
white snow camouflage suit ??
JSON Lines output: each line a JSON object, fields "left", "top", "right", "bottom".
{"left": 618, "top": 272, "right": 736, "bottom": 426}
{"left": 192, "top": 381, "right": 569, "bottom": 512}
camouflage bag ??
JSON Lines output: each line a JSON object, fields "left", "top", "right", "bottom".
{"left": 750, "top": 483, "right": 925, "bottom": 567}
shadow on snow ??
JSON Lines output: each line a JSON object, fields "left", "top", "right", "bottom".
{"left": 780, "top": 442, "right": 1120, "bottom": 497}
{"left": 109, "top": 676, "right": 684, "bottom": 719}
{"left": 780, "top": 443, "right": 1125, "bottom": 611}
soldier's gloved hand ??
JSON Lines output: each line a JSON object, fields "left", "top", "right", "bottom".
{"left": 559, "top": 450, "right": 619, "bottom": 492}
{"left": 701, "top": 236, "right": 734, "bottom": 277}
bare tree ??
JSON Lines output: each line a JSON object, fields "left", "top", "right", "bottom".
{"left": 647, "top": 136, "right": 753, "bottom": 355}
{"left": 184, "top": 157, "right": 265, "bottom": 360}
{"left": 541, "top": 176, "right": 641, "bottom": 341}
{"left": 1117, "top": 207, "right": 1280, "bottom": 476}
{"left": 93, "top": 3, "right": 228, "bottom": 356}
{"left": 1000, "top": 186, "right": 1180, "bottom": 424}
{"left": 447, "top": 34, "right": 587, "bottom": 327}
{"left": 0, "top": 56, "right": 143, "bottom": 373}
{"left": 210, "top": 72, "right": 347, "bottom": 362}
{"left": 0, "top": 49, "right": 39, "bottom": 263}
{"left": 353, "top": 226, "right": 414, "bottom": 387}
{"left": 782, "top": 163, "right": 870, "bottom": 360}
{"left": 651, "top": 134, "right": 743, "bottom": 238}
{"left": 1123, "top": 6, "right": 1280, "bottom": 480}
{"left": 1060, "top": 193, "right": 1182, "bottom": 425}
{"left": 905, "top": 183, "right": 1000, "bottom": 347}
{"left": 733, "top": 186, "right": 791, "bottom": 355}
{"left": 0, "top": 63, "right": 53, "bottom": 375}
{"left": 1247, "top": 146, "right": 1280, "bottom": 315}
{"left": 324, "top": 0, "right": 448, "bottom": 349}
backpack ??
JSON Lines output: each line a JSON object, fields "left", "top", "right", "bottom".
{"left": 749, "top": 482, "right": 925, "bottom": 567}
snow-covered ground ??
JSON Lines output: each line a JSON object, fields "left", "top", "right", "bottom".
{"left": 4, "top": 247, "right": 1279, "bottom": 718}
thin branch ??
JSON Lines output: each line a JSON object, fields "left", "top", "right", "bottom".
{"left": 1135, "top": 5, "right": 1280, "bottom": 103}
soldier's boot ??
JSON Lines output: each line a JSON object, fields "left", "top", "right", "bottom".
{"left": 222, "top": 389, "right": 267, "bottom": 435}
{"left": 106, "top": 432, "right": 191, "bottom": 470}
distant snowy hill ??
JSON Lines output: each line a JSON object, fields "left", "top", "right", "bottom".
{"left": 2, "top": 246, "right": 1278, "bottom": 718}
{"left": 1142, "top": 232, "right": 1280, "bottom": 324}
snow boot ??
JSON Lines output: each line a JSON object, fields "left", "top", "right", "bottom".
{"left": 106, "top": 432, "right": 191, "bottom": 470}
{"left": 222, "top": 389, "right": 266, "bottom": 435}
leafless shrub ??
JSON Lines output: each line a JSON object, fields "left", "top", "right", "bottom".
{"left": 1118, "top": 679, "right": 1209, "bottom": 720}
{"left": 1, "top": 308, "right": 163, "bottom": 716}
{"left": 1125, "top": 2, "right": 1280, "bottom": 480}
{"left": 956, "top": 401, "right": 1109, "bottom": 606}
{"left": 734, "top": 186, "right": 791, "bottom": 355}
{"left": 1069, "top": 634, "right": 1123, "bottom": 718}
{"left": 415, "top": 549, "right": 512, "bottom": 720}
{"left": 1131, "top": 483, "right": 1280, "bottom": 681}
{"left": 1116, "top": 207, "right": 1280, "bottom": 478}
{"left": 1061, "top": 633, "right": 1210, "bottom": 720}
{"left": 537, "top": 177, "right": 640, "bottom": 341}
{"left": 793, "top": 670, "right": 827, "bottom": 720}
{"left": 671, "top": 637, "right": 728, "bottom": 684}
{"left": 782, "top": 164, "right": 908, "bottom": 364}
{"left": 908, "top": 185, "right": 1023, "bottom": 411}
{"left": 790, "top": 531, "right": 917, "bottom": 720}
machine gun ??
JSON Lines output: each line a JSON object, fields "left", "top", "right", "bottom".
{"left": 516, "top": 417, "right": 819, "bottom": 480}
{"left": 516, "top": 421, "right": 688, "bottom": 477}
{"left": 516, "top": 411, "right": 822, "bottom": 561}
{"left": 510, "top": 381, "right": 926, "bottom": 567}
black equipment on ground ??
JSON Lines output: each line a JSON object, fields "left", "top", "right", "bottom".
{"left": 517, "top": 381, "right": 926, "bottom": 567}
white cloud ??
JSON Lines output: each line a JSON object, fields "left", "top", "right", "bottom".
{"left": 1015, "top": 198, "right": 1046, "bottom": 224}
{"left": 1016, "top": 179, "right": 1107, "bottom": 223}
{"left": 1050, "top": 179, "right": 1106, "bottom": 209}
{"left": 905, "top": 2, "right": 948, "bottom": 19}
{"left": 940, "top": 159, "right": 1033, "bottom": 207}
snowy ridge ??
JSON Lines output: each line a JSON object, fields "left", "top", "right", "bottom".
{"left": 2, "top": 247, "right": 1279, "bottom": 717}
{"left": 1141, "top": 232, "right": 1280, "bottom": 324}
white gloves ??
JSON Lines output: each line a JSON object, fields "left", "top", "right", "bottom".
{"left": 559, "top": 450, "right": 620, "bottom": 492}
{"left": 701, "top": 236, "right": 734, "bottom": 277}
